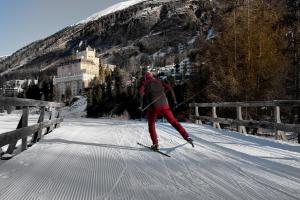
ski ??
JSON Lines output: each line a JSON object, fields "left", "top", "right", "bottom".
{"left": 137, "top": 142, "right": 171, "bottom": 157}
{"left": 1, "top": 153, "right": 15, "bottom": 160}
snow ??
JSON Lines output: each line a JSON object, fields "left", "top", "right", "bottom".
{"left": 0, "top": 55, "right": 9, "bottom": 61}
{"left": 187, "top": 37, "right": 196, "bottom": 45}
{"left": 76, "top": 0, "right": 146, "bottom": 25}
{"left": 206, "top": 27, "right": 215, "bottom": 40}
{"left": 0, "top": 114, "right": 300, "bottom": 199}
{"left": 0, "top": 112, "right": 40, "bottom": 163}
{"left": 61, "top": 96, "right": 87, "bottom": 118}
{"left": 0, "top": 61, "right": 28, "bottom": 76}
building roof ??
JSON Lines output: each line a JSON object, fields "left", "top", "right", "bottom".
{"left": 86, "top": 46, "right": 94, "bottom": 51}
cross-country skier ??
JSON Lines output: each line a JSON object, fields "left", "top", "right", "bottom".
{"left": 139, "top": 71, "right": 194, "bottom": 150}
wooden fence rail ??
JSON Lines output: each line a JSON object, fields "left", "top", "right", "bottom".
{"left": 0, "top": 97, "right": 64, "bottom": 160}
{"left": 189, "top": 100, "right": 300, "bottom": 143}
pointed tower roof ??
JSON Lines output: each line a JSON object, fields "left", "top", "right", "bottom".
{"left": 86, "top": 46, "right": 94, "bottom": 51}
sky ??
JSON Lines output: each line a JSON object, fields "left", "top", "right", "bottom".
{"left": 0, "top": 0, "right": 124, "bottom": 56}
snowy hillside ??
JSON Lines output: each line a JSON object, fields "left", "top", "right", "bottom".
{"left": 61, "top": 96, "right": 87, "bottom": 118}
{"left": 76, "top": 0, "right": 146, "bottom": 24}
{"left": 1, "top": 0, "right": 204, "bottom": 77}
{"left": 0, "top": 55, "right": 9, "bottom": 62}
{"left": 0, "top": 117, "right": 300, "bottom": 199}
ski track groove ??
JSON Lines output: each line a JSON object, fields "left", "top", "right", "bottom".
{"left": 161, "top": 146, "right": 212, "bottom": 198}
{"left": 48, "top": 140, "right": 80, "bottom": 200}
{"left": 156, "top": 142, "right": 209, "bottom": 198}
{"left": 131, "top": 124, "right": 180, "bottom": 199}
{"left": 138, "top": 124, "right": 216, "bottom": 199}
{"left": 130, "top": 124, "right": 167, "bottom": 200}
{"left": 137, "top": 123, "right": 296, "bottom": 199}
{"left": 186, "top": 125, "right": 300, "bottom": 165}
{"left": 157, "top": 123, "right": 300, "bottom": 199}
{"left": 0, "top": 142, "right": 71, "bottom": 200}
{"left": 224, "top": 160, "right": 300, "bottom": 200}
{"left": 161, "top": 125, "right": 269, "bottom": 200}
{"left": 103, "top": 126, "right": 128, "bottom": 200}
{"left": 1, "top": 119, "right": 300, "bottom": 199}
{"left": 195, "top": 130, "right": 300, "bottom": 184}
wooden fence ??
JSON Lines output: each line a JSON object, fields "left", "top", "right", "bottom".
{"left": 0, "top": 97, "right": 64, "bottom": 160}
{"left": 189, "top": 100, "right": 300, "bottom": 143}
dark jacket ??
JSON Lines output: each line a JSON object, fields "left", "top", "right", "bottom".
{"left": 139, "top": 78, "right": 176, "bottom": 108}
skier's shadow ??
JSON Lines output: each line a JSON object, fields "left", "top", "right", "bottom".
{"left": 160, "top": 143, "right": 187, "bottom": 154}
{"left": 41, "top": 138, "right": 147, "bottom": 152}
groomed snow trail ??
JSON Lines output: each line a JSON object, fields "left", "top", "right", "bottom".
{"left": 0, "top": 118, "right": 300, "bottom": 200}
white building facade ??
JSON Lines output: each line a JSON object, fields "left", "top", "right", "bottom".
{"left": 0, "top": 79, "right": 37, "bottom": 97}
{"left": 53, "top": 47, "right": 100, "bottom": 101}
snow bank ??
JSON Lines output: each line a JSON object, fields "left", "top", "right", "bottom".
{"left": 61, "top": 96, "right": 87, "bottom": 118}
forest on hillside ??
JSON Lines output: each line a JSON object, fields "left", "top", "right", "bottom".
{"left": 86, "top": 0, "right": 299, "bottom": 120}
{"left": 189, "top": 0, "right": 298, "bottom": 102}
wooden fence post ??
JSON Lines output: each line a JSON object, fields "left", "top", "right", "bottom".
{"left": 6, "top": 106, "right": 29, "bottom": 154}
{"left": 195, "top": 106, "right": 202, "bottom": 124}
{"left": 6, "top": 120, "right": 21, "bottom": 154}
{"left": 237, "top": 106, "right": 247, "bottom": 134}
{"left": 37, "top": 106, "right": 45, "bottom": 140}
{"left": 212, "top": 106, "right": 221, "bottom": 129}
{"left": 46, "top": 109, "right": 53, "bottom": 134}
{"left": 55, "top": 109, "right": 62, "bottom": 128}
{"left": 21, "top": 107, "right": 29, "bottom": 151}
{"left": 274, "top": 106, "right": 287, "bottom": 140}
{"left": 30, "top": 106, "right": 45, "bottom": 145}
{"left": 0, "top": 97, "right": 64, "bottom": 159}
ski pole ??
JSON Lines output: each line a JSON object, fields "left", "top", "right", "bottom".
{"left": 141, "top": 93, "right": 165, "bottom": 112}
{"left": 141, "top": 84, "right": 175, "bottom": 112}
{"left": 174, "top": 89, "right": 204, "bottom": 110}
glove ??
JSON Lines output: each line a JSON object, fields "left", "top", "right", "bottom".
{"left": 138, "top": 105, "right": 143, "bottom": 111}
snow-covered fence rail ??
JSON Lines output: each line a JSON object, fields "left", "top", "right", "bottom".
{"left": 0, "top": 97, "right": 64, "bottom": 159}
{"left": 189, "top": 100, "right": 300, "bottom": 143}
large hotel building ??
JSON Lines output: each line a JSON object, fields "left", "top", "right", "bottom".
{"left": 54, "top": 47, "right": 100, "bottom": 101}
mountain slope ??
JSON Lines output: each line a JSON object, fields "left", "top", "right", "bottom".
{"left": 76, "top": 0, "right": 146, "bottom": 25}
{"left": 0, "top": 0, "right": 214, "bottom": 78}
{"left": 0, "top": 56, "right": 9, "bottom": 62}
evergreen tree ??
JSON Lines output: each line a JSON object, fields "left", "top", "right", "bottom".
{"left": 25, "top": 80, "right": 41, "bottom": 100}
{"left": 160, "top": 4, "right": 169, "bottom": 20}
{"left": 65, "top": 86, "right": 72, "bottom": 102}
{"left": 190, "top": 0, "right": 290, "bottom": 102}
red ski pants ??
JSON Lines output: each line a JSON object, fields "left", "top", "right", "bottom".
{"left": 147, "top": 105, "right": 189, "bottom": 144}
